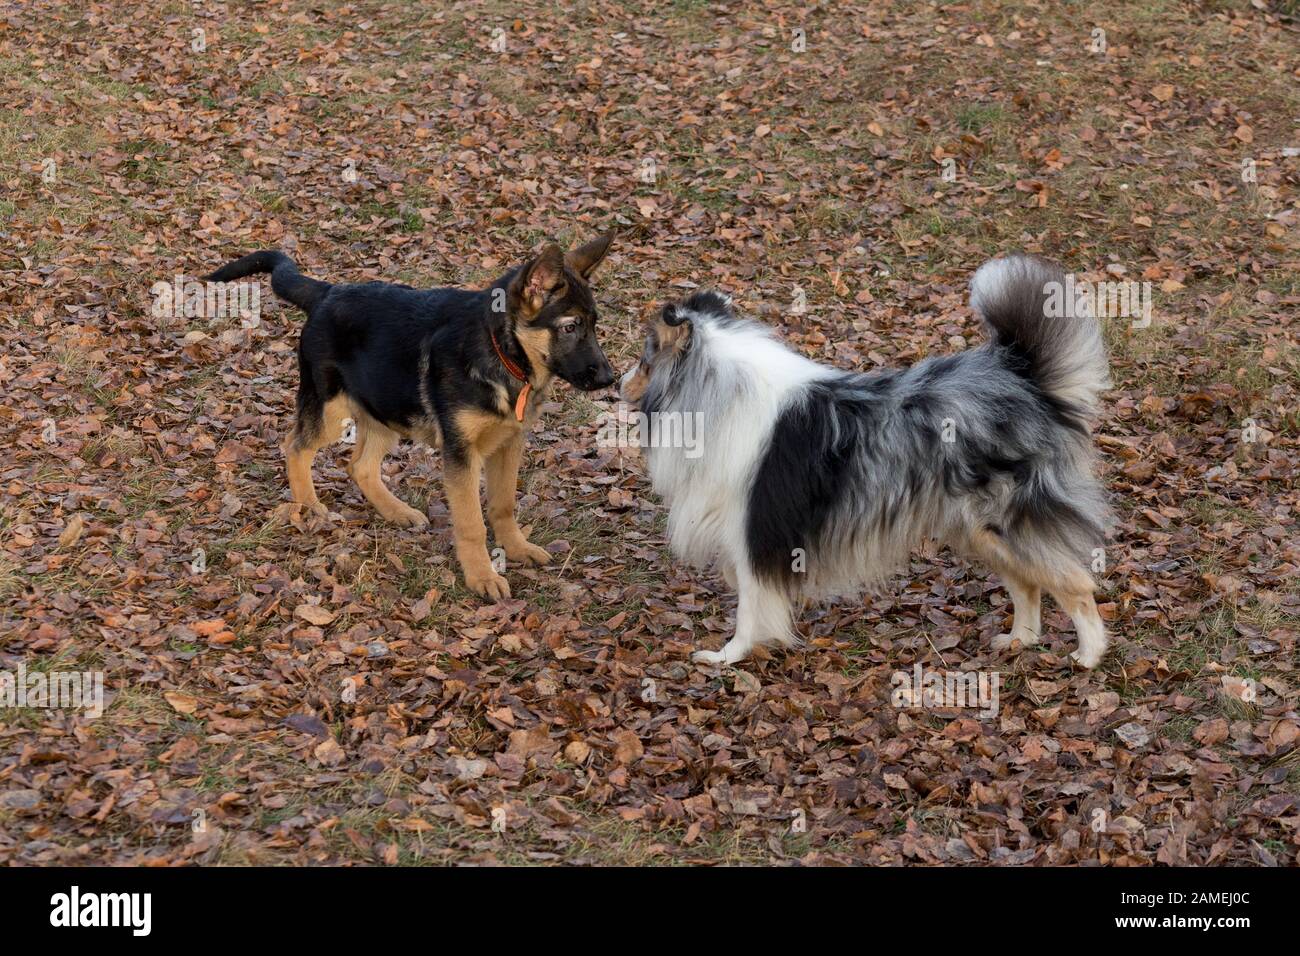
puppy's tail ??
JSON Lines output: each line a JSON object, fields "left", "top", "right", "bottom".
{"left": 204, "top": 251, "right": 331, "bottom": 313}
{"left": 970, "top": 254, "right": 1110, "bottom": 424}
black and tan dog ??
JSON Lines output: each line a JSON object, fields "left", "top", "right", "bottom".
{"left": 204, "top": 236, "right": 617, "bottom": 599}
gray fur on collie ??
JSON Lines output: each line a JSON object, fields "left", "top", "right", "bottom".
{"left": 621, "top": 255, "right": 1112, "bottom": 667}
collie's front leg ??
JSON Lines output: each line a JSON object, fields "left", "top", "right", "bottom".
{"left": 693, "top": 571, "right": 793, "bottom": 665}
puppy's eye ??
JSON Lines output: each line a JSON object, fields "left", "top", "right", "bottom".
{"left": 558, "top": 320, "right": 579, "bottom": 335}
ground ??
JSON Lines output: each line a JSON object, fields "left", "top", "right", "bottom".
{"left": 0, "top": 0, "right": 1297, "bottom": 865}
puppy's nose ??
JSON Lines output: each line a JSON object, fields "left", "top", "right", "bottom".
{"left": 588, "top": 362, "right": 615, "bottom": 390}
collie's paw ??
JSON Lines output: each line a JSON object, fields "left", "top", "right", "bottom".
{"left": 506, "top": 541, "right": 552, "bottom": 566}
{"left": 692, "top": 640, "right": 751, "bottom": 666}
{"left": 991, "top": 630, "right": 1039, "bottom": 652}
{"left": 390, "top": 506, "right": 429, "bottom": 529}
{"left": 1070, "top": 646, "right": 1104, "bottom": 669}
{"left": 464, "top": 567, "right": 511, "bottom": 601}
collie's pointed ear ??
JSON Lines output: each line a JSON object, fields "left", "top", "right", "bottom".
{"left": 509, "top": 243, "right": 566, "bottom": 319}
{"left": 682, "top": 290, "right": 732, "bottom": 319}
{"left": 657, "top": 301, "right": 692, "bottom": 349}
{"left": 566, "top": 232, "right": 614, "bottom": 278}
{"left": 661, "top": 302, "right": 688, "bottom": 326}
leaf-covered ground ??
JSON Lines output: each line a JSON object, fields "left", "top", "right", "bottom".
{"left": 1, "top": 0, "right": 1297, "bottom": 865}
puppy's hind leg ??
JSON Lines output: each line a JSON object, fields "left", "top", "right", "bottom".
{"left": 348, "top": 416, "right": 429, "bottom": 529}
{"left": 694, "top": 568, "right": 793, "bottom": 666}
{"left": 284, "top": 390, "right": 349, "bottom": 518}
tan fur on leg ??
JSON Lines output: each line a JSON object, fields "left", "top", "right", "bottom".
{"left": 485, "top": 431, "right": 549, "bottom": 566}
{"left": 284, "top": 395, "right": 350, "bottom": 517}
{"left": 348, "top": 414, "right": 428, "bottom": 528}
{"left": 1050, "top": 582, "right": 1109, "bottom": 669}
{"left": 967, "top": 529, "right": 1105, "bottom": 667}
{"left": 991, "top": 575, "right": 1042, "bottom": 652}
{"left": 444, "top": 458, "right": 509, "bottom": 600}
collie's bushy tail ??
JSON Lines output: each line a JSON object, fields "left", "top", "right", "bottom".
{"left": 970, "top": 254, "right": 1110, "bottom": 423}
{"left": 968, "top": 255, "right": 1112, "bottom": 567}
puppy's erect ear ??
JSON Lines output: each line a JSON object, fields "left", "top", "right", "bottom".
{"left": 565, "top": 232, "right": 614, "bottom": 279}
{"left": 511, "top": 243, "right": 566, "bottom": 319}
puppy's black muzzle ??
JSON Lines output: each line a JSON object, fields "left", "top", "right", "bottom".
{"left": 575, "top": 358, "right": 616, "bottom": 391}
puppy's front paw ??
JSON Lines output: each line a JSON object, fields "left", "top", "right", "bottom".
{"left": 292, "top": 500, "right": 330, "bottom": 520}
{"left": 464, "top": 567, "right": 511, "bottom": 601}
{"left": 506, "top": 541, "right": 551, "bottom": 566}
{"left": 391, "top": 506, "right": 429, "bottom": 529}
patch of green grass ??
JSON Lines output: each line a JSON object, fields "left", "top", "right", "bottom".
{"left": 1159, "top": 713, "right": 1199, "bottom": 744}
{"left": 956, "top": 103, "right": 1007, "bottom": 134}
{"left": 1185, "top": 496, "right": 1270, "bottom": 532}
{"left": 0, "top": 554, "right": 22, "bottom": 602}
{"left": 310, "top": 795, "right": 852, "bottom": 865}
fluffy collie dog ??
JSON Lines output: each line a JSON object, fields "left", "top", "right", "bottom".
{"left": 621, "top": 255, "right": 1112, "bottom": 667}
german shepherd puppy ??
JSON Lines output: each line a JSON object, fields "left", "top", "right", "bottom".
{"left": 204, "top": 236, "right": 617, "bottom": 599}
